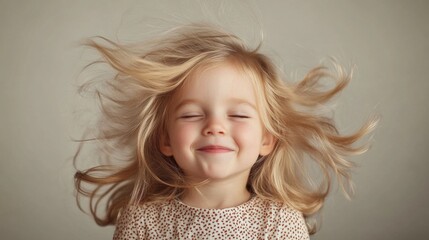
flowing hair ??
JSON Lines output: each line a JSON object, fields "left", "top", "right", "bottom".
{"left": 74, "top": 23, "right": 377, "bottom": 233}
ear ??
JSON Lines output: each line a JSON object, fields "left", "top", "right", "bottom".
{"left": 259, "top": 132, "right": 276, "bottom": 156}
{"left": 159, "top": 134, "right": 173, "bottom": 157}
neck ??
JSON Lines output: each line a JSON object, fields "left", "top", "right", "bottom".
{"left": 180, "top": 178, "right": 252, "bottom": 209}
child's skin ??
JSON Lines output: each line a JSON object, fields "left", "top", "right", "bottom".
{"left": 160, "top": 61, "right": 275, "bottom": 209}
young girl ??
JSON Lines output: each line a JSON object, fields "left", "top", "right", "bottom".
{"left": 74, "top": 23, "right": 376, "bottom": 239}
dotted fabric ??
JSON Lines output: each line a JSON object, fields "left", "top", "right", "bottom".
{"left": 113, "top": 196, "right": 309, "bottom": 240}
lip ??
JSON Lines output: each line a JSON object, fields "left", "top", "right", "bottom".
{"left": 197, "top": 145, "right": 233, "bottom": 153}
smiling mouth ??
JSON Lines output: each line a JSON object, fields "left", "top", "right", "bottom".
{"left": 197, "top": 145, "right": 233, "bottom": 153}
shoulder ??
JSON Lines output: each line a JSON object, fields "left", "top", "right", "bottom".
{"left": 113, "top": 205, "right": 141, "bottom": 240}
{"left": 252, "top": 196, "right": 305, "bottom": 220}
{"left": 113, "top": 201, "right": 173, "bottom": 240}
{"left": 253, "top": 197, "right": 310, "bottom": 240}
{"left": 116, "top": 200, "right": 173, "bottom": 223}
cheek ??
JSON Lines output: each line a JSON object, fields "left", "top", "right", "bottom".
{"left": 169, "top": 123, "right": 199, "bottom": 147}
{"left": 233, "top": 123, "right": 263, "bottom": 148}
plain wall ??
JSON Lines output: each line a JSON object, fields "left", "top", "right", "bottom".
{"left": 1, "top": 0, "right": 428, "bottom": 239}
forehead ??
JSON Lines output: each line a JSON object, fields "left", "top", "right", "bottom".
{"left": 172, "top": 62, "right": 258, "bottom": 106}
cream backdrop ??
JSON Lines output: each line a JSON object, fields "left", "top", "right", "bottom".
{"left": 1, "top": 0, "right": 428, "bottom": 239}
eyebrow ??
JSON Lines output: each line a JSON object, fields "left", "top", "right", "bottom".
{"left": 174, "top": 98, "right": 257, "bottom": 111}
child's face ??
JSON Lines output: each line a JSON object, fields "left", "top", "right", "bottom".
{"left": 161, "top": 62, "right": 274, "bottom": 182}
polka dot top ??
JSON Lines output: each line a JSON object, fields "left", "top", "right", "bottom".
{"left": 113, "top": 196, "right": 309, "bottom": 239}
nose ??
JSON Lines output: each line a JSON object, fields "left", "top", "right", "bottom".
{"left": 202, "top": 116, "right": 226, "bottom": 136}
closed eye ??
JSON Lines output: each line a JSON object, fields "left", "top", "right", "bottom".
{"left": 180, "top": 115, "right": 203, "bottom": 119}
{"left": 229, "top": 115, "right": 250, "bottom": 118}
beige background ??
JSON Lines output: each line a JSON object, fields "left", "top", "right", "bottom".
{"left": 1, "top": 0, "right": 428, "bottom": 239}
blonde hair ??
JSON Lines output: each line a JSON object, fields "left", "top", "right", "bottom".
{"left": 74, "top": 23, "right": 377, "bottom": 233}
